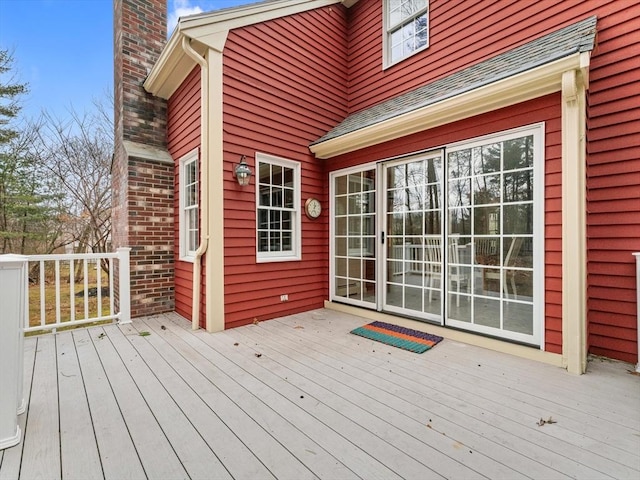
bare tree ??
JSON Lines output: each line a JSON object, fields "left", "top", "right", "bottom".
{"left": 1, "top": 48, "right": 113, "bottom": 264}
{"left": 0, "top": 48, "right": 66, "bottom": 255}
{"left": 32, "top": 98, "right": 113, "bottom": 258}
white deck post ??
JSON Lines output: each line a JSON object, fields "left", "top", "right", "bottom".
{"left": 633, "top": 252, "right": 640, "bottom": 373}
{"left": 0, "top": 255, "right": 27, "bottom": 450}
{"left": 117, "top": 248, "right": 132, "bottom": 324}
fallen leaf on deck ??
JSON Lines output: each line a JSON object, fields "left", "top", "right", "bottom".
{"left": 537, "top": 416, "right": 557, "bottom": 426}
{"left": 139, "top": 331, "right": 151, "bottom": 337}
{"left": 253, "top": 318, "right": 260, "bottom": 325}
{"left": 294, "top": 325, "right": 304, "bottom": 329}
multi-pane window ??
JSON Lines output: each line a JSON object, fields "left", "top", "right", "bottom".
{"left": 386, "top": 0, "right": 429, "bottom": 65}
{"left": 447, "top": 130, "right": 539, "bottom": 341}
{"left": 256, "top": 154, "right": 300, "bottom": 262}
{"left": 333, "top": 169, "right": 377, "bottom": 305}
{"left": 179, "top": 149, "right": 199, "bottom": 261}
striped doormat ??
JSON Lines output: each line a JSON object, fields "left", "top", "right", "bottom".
{"left": 350, "top": 321, "right": 443, "bottom": 353}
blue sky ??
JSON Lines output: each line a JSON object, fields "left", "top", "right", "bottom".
{"left": 0, "top": 0, "right": 253, "bottom": 122}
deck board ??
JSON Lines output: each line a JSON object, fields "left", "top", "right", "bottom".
{"left": 121, "top": 320, "right": 274, "bottom": 480}
{"left": 72, "top": 328, "right": 146, "bottom": 480}
{"left": 0, "top": 335, "right": 36, "bottom": 480}
{"left": 57, "top": 331, "right": 103, "bottom": 480}
{"left": 153, "top": 317, "right": 392, "bottom": 480}
{"left": 137, "top": 316, "right": 345, "bottom": 480}
{"left": 255, "top": 317, "right": 607, "bottom": 478}
{"left": 190, "top": 324, "right": 453, "bottom": 480}
{"left": 89, "top": 326, "right": 189, "bottom": 480}
{"left": 1, "top": 309, "right": 639, "bottom": 480}
{"left": 269, "top": 313, "right": 638, "bottom": 478}
{"left": 19, "top": 335, "right": 61, "bottom": 480}
{"left": 105, "top": 323, "right": 231, "bottom": 480}
{"left": 233, "top": 322, "right": 561, "bottom": 479}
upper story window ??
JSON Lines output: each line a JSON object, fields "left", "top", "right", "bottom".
{"left": 179, "top": 148, "right": 199, "bottom": 262}
{"left": 256, "top": 153, "right": 301, "bottom": 262}
{"left": 385, "top": 0, "right": 429, "bottom": 66}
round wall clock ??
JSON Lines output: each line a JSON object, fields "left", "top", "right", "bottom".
{"left": 304, "top": 197, "right": 322, "bottom": 219}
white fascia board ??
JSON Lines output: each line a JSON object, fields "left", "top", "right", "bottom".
{"left": 311, "top": 52, "right": 589, "bottom": 159}
{"left": 143, "top": 30, "right": 207, "bottom": 98}
{"left": 182, "top": 0, "right": 343, "bottom": 34}
{"left": 145, "top": 0, "right": 344, "bottom": 99}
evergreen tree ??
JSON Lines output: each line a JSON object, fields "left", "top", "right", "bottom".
{"left": 0, "top": 48, "right": 63, "bottom": 254}
{"left": 0, "top": 49, "right": 26, "bottom": 144}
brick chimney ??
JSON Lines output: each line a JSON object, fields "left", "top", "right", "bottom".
{"left": 113, "top": 0, "right": 174, "bottom": 316}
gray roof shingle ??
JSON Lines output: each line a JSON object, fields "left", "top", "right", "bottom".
{"left": 311, "top": 15, "right": 597, "bottom": 146}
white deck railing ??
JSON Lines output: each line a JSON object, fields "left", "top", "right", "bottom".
{"left": 20, "top": 248, "right": 131, "bottom": 333}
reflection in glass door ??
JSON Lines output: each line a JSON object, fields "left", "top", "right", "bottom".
{"left": 446, "top": 131, "right": 539, "bottom": 344}
{"left": 332, "top": 169, "right": 376, "bottom": 307}
{"left": 329, "top": 128, "right": 540, "bottom": 346}
{"left": 384, "top": 153, "right": 443, "bottom": 320}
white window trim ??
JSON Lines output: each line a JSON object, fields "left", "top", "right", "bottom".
{"left": 179, "top": 148, "right": 199, "bottom": 262}
{"left": 256, "top": 153, "right": 302, "bottom": 263}
{"left": 383, "top": 0, "right": 430, "bottom": 69}
{"left": 329, "top": 163, "right": 378, "bottom": 309}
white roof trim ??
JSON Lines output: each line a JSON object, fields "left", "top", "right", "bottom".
{"left": 180, "top": 0, "right": 342, "bottom": 34}
{"left": 310, "top": 53, "right": 590, "bottom": 159}
{"left": 145, "top": 0, "right": 345, "bottom": 99}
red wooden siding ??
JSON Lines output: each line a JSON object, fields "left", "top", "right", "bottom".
{"left": 167, "top": 65, "right": 203, "bottom": 325}
{"left": 347, "top": 0, "right": 615, "bottom": 114}
{"left": 326, "top": 95, "right": 563, "bottom": 352}
{"left": 221, "top": 4, "right": 349, "bottom": 328}
{"left": 339, "top": 0, "right": 639, "bottom": 361}
{"left": 586, "top": 5, "right": 640, "bottom": 364}
{"left": 157, "top": 0, "right": 638, "bottom": 362}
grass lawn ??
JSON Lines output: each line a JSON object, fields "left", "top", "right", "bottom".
{"left": 27, "top": 261, "right": 113, "bottom": 333}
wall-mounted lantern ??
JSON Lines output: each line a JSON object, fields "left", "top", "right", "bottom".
{"left": 234, "top": 155, "right": 252, "bottom": 187}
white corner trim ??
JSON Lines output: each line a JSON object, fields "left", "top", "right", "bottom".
{"left": 206, "top": 48, "right": 226, "bottom": 333}
{"left": 311, "top": 53, "right": 589, "bottom": 159}
{"left": 561, "top": 68, "right": 587, "bottom": 375}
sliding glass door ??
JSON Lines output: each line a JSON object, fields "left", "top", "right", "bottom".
{"left": 331, "top": 169, "right": 377, "bottom": 307}
{"left": 383, "top": 152, "right": 443, "bottom": 320}
{"left": 330, "top": 126, "right": 542, "bottom": 345}
{"left": 446, "top": 129, "right": 541, "bottom": 344}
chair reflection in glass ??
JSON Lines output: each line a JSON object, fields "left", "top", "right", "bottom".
{"left": 425, "top": 234, "right": 467, "bottom": 307}
{"left": 482, "top": 237, "right": 524, "bottom": 299}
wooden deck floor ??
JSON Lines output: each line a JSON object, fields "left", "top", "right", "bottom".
{"left": 1, "top": 309, "right": 639, "bottom": 480}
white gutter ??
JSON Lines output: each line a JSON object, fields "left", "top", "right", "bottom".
{"left": 181, "top": 37, "right": 210, "bottom": 330}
